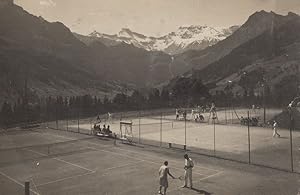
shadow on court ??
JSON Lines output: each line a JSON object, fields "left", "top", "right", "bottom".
{"left": 191, "top": 187, "right": 212, "bottom": 195}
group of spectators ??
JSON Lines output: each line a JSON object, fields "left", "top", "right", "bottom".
{"left": 94, "top": 124, "right": 112, "bottom": 135}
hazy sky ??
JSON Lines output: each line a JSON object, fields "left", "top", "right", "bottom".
{"left": 15, "top": 0, "right": 300, "bottom": 36}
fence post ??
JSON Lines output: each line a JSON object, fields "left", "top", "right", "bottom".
{"left": 184, "top": 110, "right": 187, "bottom": 150}
{"left": 25, "top": 181, "right": 30, "bottom": 195}
{"left": 289, "top": 110, "right": 294, "bottom": 172}
{"left": 46, "top": 112, "right": 49, "bottom": 128}
{"left": 66, "top": 110, "right": 69, "bottom": 131}
{"left": 160, "top": 112, "right": 162, "bottom": 147}
{"left": 77, "top": 112, "right": 79, "bottom": 133}
{"left": 213, "top": 117, "right": 216, "bottom": 156}
{"left": 247, "top": 111, "right": 251, "bottom": 164}
{"left": 138, "top": 111, "right": 141, "bottom": 144}
{"left": 225, "top": 107, "right": 227, "bottom": 125}
{"left": 55, "top": 106, "right": 58, "bottom": 130}
{"left": 231, "top": 108, "right": 233, "bottom": 124}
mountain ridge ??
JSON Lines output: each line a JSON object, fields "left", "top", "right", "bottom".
{"left": 166, "top": 10, "right": 300, "bottom": 103}
{"left": 169, "top": 10, "right": 300, "bottom": 77}
{"left": 0, "top": 2, "right": 171, "bottom": 103}
{"left": 88, "top": 25, "right": 239, "bottom": 55}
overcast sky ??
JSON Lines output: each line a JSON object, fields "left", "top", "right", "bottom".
{"left": 15, "top": 0, "right": 300, "bottom": 37}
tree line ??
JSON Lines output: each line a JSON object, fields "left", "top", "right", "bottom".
{"left": 0, "top": 73, "right": 297, "bottom": 127}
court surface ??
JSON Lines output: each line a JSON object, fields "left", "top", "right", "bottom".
{"left": 0, "top": 126, "right": 299, "bottom": 195}
{"left": 72, "top": 108, "right": 300, "bottom": 172}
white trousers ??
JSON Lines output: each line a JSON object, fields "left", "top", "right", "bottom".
{"left": 184, "top": 169, "right": 193, "bottom": 187}
{"left": 273, "top": 128, "right": 279, "bottom": 137}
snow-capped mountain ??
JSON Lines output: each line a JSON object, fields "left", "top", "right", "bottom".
{"left": 89, "top": 25, "right": 239, "bottom": 54}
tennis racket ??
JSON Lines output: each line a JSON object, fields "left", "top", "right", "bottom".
{"left": 176, "top": 175, "right": 184, "bottom": 180}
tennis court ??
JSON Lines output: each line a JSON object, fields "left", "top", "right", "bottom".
{"left": 0, "top": 124, "right": 299, "bottom": 195}
{"left": 66, "top": 108, "right": 300, "bottom": 172}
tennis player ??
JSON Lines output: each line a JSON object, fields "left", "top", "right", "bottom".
{"left": 158, "top": 161, "right": 175, "bottom": 195}
{"left": 182, "top": 154, "right": 194, "bottom": 189}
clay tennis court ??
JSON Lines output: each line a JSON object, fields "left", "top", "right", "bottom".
{"left": 0, "top": 113, "right": 299, "bottom": 195}
{"left": 68, "top": 108, "right": 300, "bottom": 172}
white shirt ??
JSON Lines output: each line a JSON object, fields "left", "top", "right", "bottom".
{"left": 159, "top": 165, "right": 169, "bottom": 179}
{"left": 185, "top": 158, "right": 194, "bottom": 169}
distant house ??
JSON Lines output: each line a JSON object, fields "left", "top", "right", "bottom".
{"left": 0, "top": 0, "right": 14, "bottom": 7}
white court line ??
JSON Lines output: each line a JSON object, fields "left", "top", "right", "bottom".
{"left": 37, "top": 159, "right": 145, "bottom": 187}
{"left": 85, "top": 145, "right": 209, "bottom": 177}
{"left": 22, "top": 139, "right": 221, "bottom": 189}
{"left": 53, "top": 157, "right": 94, "bottom": 172}
{"left": 198, "top": 170, "right": 224, "bottom": 181}
{"left": 85, "top": 141, "right": 221, "bottom": 173}
{"left": 36, "top": 170, "right": 96, "bottom": 187}
{"left": 168, "top": 170, "right": 224, "bottom": 193}
{"left": 23, "top": 148, "right": 94, "bottom": 172}
{"left": 86, "top": 141, "right": 221, "bottom": 172}
{"left": 105, "top": 160, "right": 145, "bottom": 171}
{"left": 0, "top": 170, "right": 40, "bottom": 195}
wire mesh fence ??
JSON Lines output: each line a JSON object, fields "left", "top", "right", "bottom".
{"left": 110, "top": 107, "right": 298, "bottom": 173}
{"left": 16, "top": 106, "right": 298, "bottom": 173}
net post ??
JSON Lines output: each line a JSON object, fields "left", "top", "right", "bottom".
{"left": 247, "top": 111, "right": 251, "bottom": 164}
{"left": 24, "top": 181, "right": 30, "bottom": 195}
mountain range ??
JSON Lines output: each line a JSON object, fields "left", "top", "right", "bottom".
{"left": 0, "top": 1, "right": 174, "bottom": 103}
{"left": 168, "top": 11, "right": 300, "bottom": 101}
{"left": 174, "top": 10, "right": 299, "bottom": 72}
{"left": 1, "top": 0, "right": 300, "bottom": 105}
{"left": 88, "top": 25, "right": 239, "bottom": 55}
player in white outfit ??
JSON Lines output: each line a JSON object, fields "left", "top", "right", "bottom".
{"left": 181, "top": 154, "right": 194, "bottom": 189}
{"left": 272, "top": 120, "right": 280, "bottom": 137}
